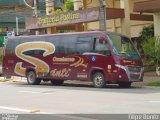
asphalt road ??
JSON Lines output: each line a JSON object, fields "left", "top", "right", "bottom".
{"left": 0, "top": 78, "right": 160, "bottom": 120}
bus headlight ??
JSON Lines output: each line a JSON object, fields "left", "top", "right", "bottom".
{"left": 115, "top": 64, "right": 127, "bottom": 71}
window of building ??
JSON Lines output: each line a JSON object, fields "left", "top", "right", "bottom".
{"left": 0, "top": 27, "right": 7, "bottom": 33}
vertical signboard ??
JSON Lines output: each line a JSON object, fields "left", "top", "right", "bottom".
{"left": 7, "top": 31, "right": 15, "bottom": 37}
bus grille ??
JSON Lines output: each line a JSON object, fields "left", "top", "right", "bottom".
{"left": 128, "top": 66, "right": 141, "bottom": 72}
{"left": 127, "top": 66, "right": 142, "bottom": 80}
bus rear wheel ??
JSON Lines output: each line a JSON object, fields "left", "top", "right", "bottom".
{"left": 118, "top": 82, "right": 131, "bottom": 88}
{"left": 51, "top": 80, "right": 64, "bottom": 86}
{"left": 92, "top": 72, "right": 106, "bottom": 88}
{"left": 27, "top": 71, "right": 41, "bottom": 85}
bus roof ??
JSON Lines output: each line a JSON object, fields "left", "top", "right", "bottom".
{"left": 8, "top": 31, "right": 105, "bottom": 40}
{"left": 7, "top": 31, "right": 129, "bottom": 40}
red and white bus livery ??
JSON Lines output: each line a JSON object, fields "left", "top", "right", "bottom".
{"left": 2, "top": 31, "right": 144, "bottom": 88}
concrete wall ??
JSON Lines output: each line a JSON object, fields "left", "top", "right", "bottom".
{"left": 154, "top": 12, "right": 160, "bottom": 36}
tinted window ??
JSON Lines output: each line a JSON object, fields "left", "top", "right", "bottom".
{"left": 23, "top": 37, "right": 45, "bottom": 56}
{"left": 46, "top": 35, "right": 76, "bottom": 54}
{"left": 5, "top": 39, "right": 19, "bottom": 56}
{"left": 46, "top": 36, "right": 64, "bottom": 54}
{"left": 23, "top": 50, "right": 44, "bottom": 56}
{"left": 62, "top": 35, "right": 76, "bottom": 54}
{"left": 76, "top": 36, "right": 92, "bottom": 54}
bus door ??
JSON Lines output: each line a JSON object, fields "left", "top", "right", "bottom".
{"left": 92, "top": 35, "right": 115, "bottom": 81}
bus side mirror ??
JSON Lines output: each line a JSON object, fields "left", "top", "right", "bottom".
{"left": 99, "top": 37, "right": 107, "bottom": 44}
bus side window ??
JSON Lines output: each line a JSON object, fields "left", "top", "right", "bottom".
{"left": 23, "top": 50, "right": 44, "bottom": 56}
{"left": 61, "top": 36, "right": 76, "bottom": 54}
{"left": 76, "top": 36, "right": 92, "bottom": 54}
{"left": 46, "top": 36, "right": 61, "bottom": 55}
{"left": 94, "top": 37, "right": 111, "bottom": 56}
{"left": 5, "top": 40, "right": 16, "bottom": 56}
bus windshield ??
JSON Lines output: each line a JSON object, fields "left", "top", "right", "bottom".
{"left": 108, "top": 33, "right": 140, "bottom": 60}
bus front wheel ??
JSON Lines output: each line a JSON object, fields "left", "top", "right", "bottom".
{"left": 92, "top": 72, "right": 106, "bottom": 88}
{"left": 27, "top": 71, "right": 41, "bottom": 85}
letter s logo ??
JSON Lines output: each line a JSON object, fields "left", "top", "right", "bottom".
{"left": 14, "top": 41, "right": 55, "bottom": 76}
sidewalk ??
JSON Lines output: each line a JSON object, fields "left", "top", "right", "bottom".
{"left": 132, "top": 72, "right": 160, "bottom": 87}
{"left": 143, "top": 72, "right": 160, "bottom": 84}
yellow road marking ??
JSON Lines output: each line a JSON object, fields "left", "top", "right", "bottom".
{"left": 9, "top": 80, "right": 18, "bottom": 82}
{"left": 30, "top": 109, "right": 41, "bottom": 113}
{"left": 0, "top": 80, "right": 10, "bottom": 82}
{"left": 0, "top": 79, "right": 18, "bottom": 83}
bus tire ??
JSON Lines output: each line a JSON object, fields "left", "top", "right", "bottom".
{"left": 118, "top": 82, "right": 131, "bottom": 88}
{"left": 27, "top": 71, "right": 41, "bottom": 85}
{"left": 92, "top": 72, "right": 106, "bottom": 88}
{"left": 51, "top": 80, "right": 64, "bottom": 86}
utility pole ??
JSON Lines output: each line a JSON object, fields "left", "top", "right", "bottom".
{"left": 33, "top": 0, "right": 39, "bottom": 35}
{"left": 99, "top": 0, "right": 107, "bottom": 31}
{"left": 33, "top": 0, "right": 38, "bottom": 17}
{"left": 46, "top": 0, "right": 55, "bottom": 34}
{"left": 16, "top": 17, "right": 19, "bottom": 36}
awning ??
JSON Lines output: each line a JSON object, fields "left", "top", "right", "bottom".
{"left": 134, "top": 0, "right": 160, "bottom": 13}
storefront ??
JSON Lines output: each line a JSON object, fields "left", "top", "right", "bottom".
{"left": 25, "top": 7, "right": 125, "bottom": 33}
{"left": 25, "top": 0, "right": 154, "bottom": 38}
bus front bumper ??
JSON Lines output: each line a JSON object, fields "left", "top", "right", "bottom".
{"left": 115, "top": 64, "right": 144, "bottom": 82}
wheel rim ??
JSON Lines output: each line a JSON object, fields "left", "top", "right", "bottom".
{"left": 94, "top": 75, "right": 103, "bottom": 86}
{"left": 28, "top": 73, "right": 34, "bottom": 83}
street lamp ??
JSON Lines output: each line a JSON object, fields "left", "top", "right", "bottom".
{"left": 16, "top": 17, "right": 19, "bottom": 36}
{"left": 16, "top": 17, "right": 24, "bottom": 36}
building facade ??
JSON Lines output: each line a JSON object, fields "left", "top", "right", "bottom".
{"left": 0, "top": 0, "right": 64, "bottom": 36}
{"left": 134, "top": 0, "right": 160, "bottom": 38}
{"left": 1, "top": 0, "right": 159, "bottom": 39}
{"left": 0, "top": 0, "right": 33, "bottom": 36}
{"left": 81, "top": 0, "right": 154, "bottom": 38}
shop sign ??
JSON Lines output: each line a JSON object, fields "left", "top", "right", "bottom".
{"left": 7, "top": 31, "right": 15, "bottom": 37}
{"left": 25, "top": 7, "right": 99, "bottom": 30}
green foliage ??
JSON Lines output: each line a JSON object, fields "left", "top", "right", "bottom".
{"left": 55, "top": 9, "right": 63, "bottom": 14}
{"left": 55, "top": 0, "right": 74, "bottom": 14}
{"left": 139, "top": 24, "right": 154, "bottom": 43}
{"left": 64, "top": 0, "right": 74, "bottom": 12}
{"left": 145, "top": 81, "right": 160, "bottom": 87}
{"left": 138, "top": 24, "right": 160, "bottom": 67}
{"left": 0, "top": 37, "right": 4, "bottom": 47}
{"left": 0, "top": 47, "right": 2, "bottom": 64}
{"left": 142, "top": 37, "right": 160, "bottom": 66}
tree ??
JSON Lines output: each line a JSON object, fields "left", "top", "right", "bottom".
{"left": 138, "top": 24, "right": 154, "bottom": 43}
{"left": 139, "top": 24, "right": 160, "bottom": 74}
{"left": 55, "top": 0, "right": 74, "bottom": 14}
{"left": 142, "top": 37, "right": 160, "bottom": 65}
{"left": 138, "top": 24, "right": 154, "bottom": 61}
{"left": 64, "top": 0, "right": 74, "bottom": 12}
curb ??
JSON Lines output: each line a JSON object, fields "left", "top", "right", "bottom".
{"left": 143, "top": 86, "right": 160, "bottom": 89}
